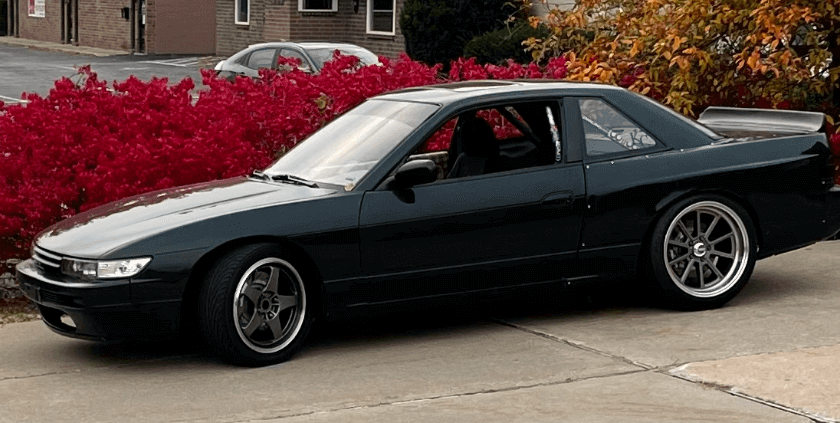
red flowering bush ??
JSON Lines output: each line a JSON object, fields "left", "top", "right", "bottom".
{"left": 8, "top": 51, "right": 832, "bottom": 263}
{"left": 0, "top": 54, "right": 577, "bottom": 260}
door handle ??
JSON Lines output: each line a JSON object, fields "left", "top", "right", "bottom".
{"left": 541, "top": 191, "right": 574, "bottom": 207}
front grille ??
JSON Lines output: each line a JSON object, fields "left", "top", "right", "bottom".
{"left": 33, "top": 245, "right": 63, "bottom": 276}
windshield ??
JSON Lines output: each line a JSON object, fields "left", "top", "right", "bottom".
{"left": 306, "top": 47, "right": 379, "bottom": 68}
{"left": 265, "top": 100, "right": 439, "bottom": 190}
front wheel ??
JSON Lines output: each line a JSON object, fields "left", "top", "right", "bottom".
{"left": 197, "top": 244, "right": 314, "bottom": 366}
{"left": 648, "top": 196, "right": 757, "bottom": 310}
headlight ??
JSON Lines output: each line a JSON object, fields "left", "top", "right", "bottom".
{"left": 214, "top": 60, "right": 225, "bottom": 71}
{"left": 61, "top": 257, "right": 152, "bottom": 280}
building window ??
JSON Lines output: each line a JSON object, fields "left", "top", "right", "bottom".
{"left": 367, "top": 0, "right": 395, "bottom": 35}
{"left": 235, "top": 0, "right": 249, "bottom": 25}
{"left": 299, "top": 0, "right": 336, "bottom": 12}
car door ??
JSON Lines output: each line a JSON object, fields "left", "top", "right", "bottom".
{"left": 355, "top": 100, "right": 586, "bottom": 305}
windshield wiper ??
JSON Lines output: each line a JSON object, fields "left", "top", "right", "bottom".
{"left": 255, "top": 172, "right": 319, "bottom": 188}
{"left": 251, "top": 170, "right": 347, "bottom": 190}
{"left": 250, "top": 170, "right": 270, "bottom": 181}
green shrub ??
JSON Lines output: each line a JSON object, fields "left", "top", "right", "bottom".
{"left": 400, "top": 0, "right": 517, "bottom": 66}
{"left": 464, "top": 22, "right": 549, "bottom": 65}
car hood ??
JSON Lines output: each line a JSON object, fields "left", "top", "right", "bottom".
{"left": 35, "top": 177, "right": 337, "bottom": 258}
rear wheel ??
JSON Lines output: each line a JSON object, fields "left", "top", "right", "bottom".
{"left": 648, "top": 196, "right": 757, "bottom": 310}
{"left": 197, "top": 244, "right": 314, "bottom": 366}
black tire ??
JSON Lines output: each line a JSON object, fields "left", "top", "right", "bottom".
{"left": 648, "top": 195, "right": 757, "bottom": 310}
{"left": 197, "top": 243, "right": 315, "bottom": 366}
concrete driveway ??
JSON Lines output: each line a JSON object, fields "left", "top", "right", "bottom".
{"left": 2, "top": 241, "right": 840, "bottom": 422}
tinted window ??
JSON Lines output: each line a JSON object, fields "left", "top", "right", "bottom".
{"left": 578, "top": 98, "right": 658, "bottom": 156}
{"left": 632, "top": 92, "right": 722, "bottom": 139}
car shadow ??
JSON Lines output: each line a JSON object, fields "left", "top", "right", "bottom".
{"left": 309, "top": 280, "right": 662, "bottom": 347}
{"left": 53, "top": 269, "right": 810, "bottom": 369}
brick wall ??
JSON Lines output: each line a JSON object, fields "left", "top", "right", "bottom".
{"left": 77, "top": 0, "right": 132, "bottom": 51}
{"left": 216, "top": 0, "right": 266, "bottom": 56}
{"left": 11, "top": 0, "right": 217, "bottom": 54}
{"left": 216, "top": 0, "right": 405, "bottom": 58}
{"left": 288, "top": 0, "right": 405, "bottom": 58}
{"left": 17, "top": 0, "right": 61, "bottom": 43}
{"left": 263, "top": 2, "right": 289, "bottom": 42}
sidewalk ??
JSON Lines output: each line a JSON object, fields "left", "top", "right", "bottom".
{"left": 673, "top": 346, "right": 840, "bottom": 422}
{"left": 0, "top": 36, "right": 128, "bottom": 57}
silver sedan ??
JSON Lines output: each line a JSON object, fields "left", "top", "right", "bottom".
{"left": 214, "top": 41, "right": 379, "bottom": 78}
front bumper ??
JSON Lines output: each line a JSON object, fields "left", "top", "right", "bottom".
{"left": 15, "top": 259, "right": 181, "bottom": 341}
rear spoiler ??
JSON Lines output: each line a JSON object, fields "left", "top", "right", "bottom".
{"left": 698, "top": 107, "right": 825, "bottom": 133}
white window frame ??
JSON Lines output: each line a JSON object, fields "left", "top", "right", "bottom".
{"left": 298, "top": 0, "right": 337, "bottom": 12}
{"left": 366, "top": 0, "right": 396, "bottom": 35}
{"left": 235, "top": 0, "right": 250, "bottom": 25}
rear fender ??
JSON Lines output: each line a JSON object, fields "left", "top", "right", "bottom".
{"left": 648, "top": 188, "right": 763, "bottom": 255}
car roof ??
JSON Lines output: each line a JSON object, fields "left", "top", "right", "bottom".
{"left": 246, "top": 41, "right": 367, "bottom": 51}
{"left": 297, "top": 42, "right": 369, "bottom": 50}
{"left": 376, "top": 80, "right": 625, "bottom": 105}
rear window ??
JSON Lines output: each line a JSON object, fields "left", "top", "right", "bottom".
{"left": 632, "top": 92, "right": 723, "bottom": 139}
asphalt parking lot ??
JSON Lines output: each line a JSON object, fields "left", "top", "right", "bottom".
{"left": 2, "top": 241, "right": 840, "bottom": 422}
{"left": 0, "top": 41, "right": 212, "bottom": 104}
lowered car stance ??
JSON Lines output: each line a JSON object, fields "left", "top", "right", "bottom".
{"left": 17, "top": 81, "right": 840, "bottom": 366}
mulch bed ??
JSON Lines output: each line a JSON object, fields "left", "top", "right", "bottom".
{"left": 0, "top": 297, "right": 39, "bottom": 325}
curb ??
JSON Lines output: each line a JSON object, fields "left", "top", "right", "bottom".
{"left": 0, "top": 36, "right": 128, "bottom": 58}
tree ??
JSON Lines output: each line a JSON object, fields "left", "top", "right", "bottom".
{"left": 400, "top": 0, "right": 518, "bottom": 66}
{"left": 523, "top": 0, "right": 840, "bottom": 119}
{"left": 463, "top": 21, "right": 549, "bottom": 65}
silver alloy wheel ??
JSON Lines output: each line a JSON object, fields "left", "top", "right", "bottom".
{"left": 663, "top": 201, "right": 749, "bottom": 298}
{"left": 232, "top": 258, "right": 306, "bottom": 353}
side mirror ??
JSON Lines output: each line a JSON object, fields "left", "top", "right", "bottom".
{"left": 394, "top": 159, "right": 437, "bottom": 188}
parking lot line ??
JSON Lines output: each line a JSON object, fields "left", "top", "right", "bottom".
{"left": 45, "top": 64, "right": 79, "bottom": 71}
{"left": 141, "top": 57, "right": 200, "bottom": 67}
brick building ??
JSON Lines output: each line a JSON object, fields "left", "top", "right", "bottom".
{"left": 216, "top": 0, "right": 405, "bottom": 58}
{"left": 5, "top": 0, "right": 216, "bottom": 54}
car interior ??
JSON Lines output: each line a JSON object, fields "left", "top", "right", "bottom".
{"left": 401, "top": 101, "right": 562, "bottom": 185}
{"left": 578, "top": 98, "right": 658, "bottom": 156}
